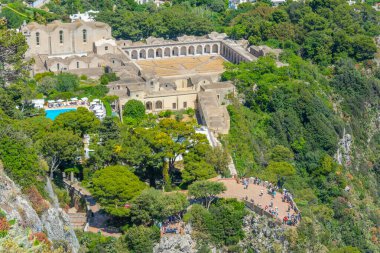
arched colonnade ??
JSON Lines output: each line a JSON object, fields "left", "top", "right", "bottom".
{"left": 145, "top": 100, "right": 164, "bottom": 111}
{"left": 220, "top": 44, "right": 248, "bottom": 64}
{"left": 127, "top": 43, "right": 220, "bottom": 60}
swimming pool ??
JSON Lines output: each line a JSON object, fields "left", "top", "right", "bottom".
{"left": 45, "top": 108, "right": 77, "bottom": 120}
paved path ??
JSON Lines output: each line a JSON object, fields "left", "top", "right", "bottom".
{"left": 215, "top": 178, "right": 296, "bottom": 222}
{"left": 63, "top": 179, "right": 122, "bottom": 237}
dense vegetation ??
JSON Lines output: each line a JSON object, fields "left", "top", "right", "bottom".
{"left": 0, "top": 0, "right": 379, "bottom": 252}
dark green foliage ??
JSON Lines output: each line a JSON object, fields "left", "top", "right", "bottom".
{"left": 186, "top": 199, "right": 245, "bottom": 246}
{"left": 91, "top": 165, "right": 147, "bottom": 217}
{"left": 55, "top": 73, "right": 80, "bottom": 92}
{"left": 182, "top": 144, "right": 217, "bottom": 185}
{"left": 188, "top": 181, "right": 227, "bottom": 209}
{"left": 40, "top": 129, "right": 83, "bottom": 178}
{"left": 76, "top": 231, "right": 121, "bottom": 252}
{"left": 100, "top": 72, "right": 119, "bottom": 85}
{"left": 123, "top": 99, "right": 146, "bottom": 119}
{"left": 124, "top": 226, "right": 160, "bottom": 253}
{"left": 0, "top": 129, "right": 43, "bottom": 188}
{"left": 53, "top": 107, "right": 101, "bottom": 136}
{"left": 99, "top": 116, "right": 120, "bottom": 142}
{"left": 130, "top": 188, "right": 188, "bottom": 226}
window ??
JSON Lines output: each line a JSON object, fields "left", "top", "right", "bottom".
{"left": 59, "top": 30, "right": 63, "bottom": 44}
{"left": 172, "top": 103, "right": 176, "bottom": 109}
{"left": 105, "top": 46, "right": 108, "bottom": 51}
{"left": 82, "top": 29, "right": 87, "bottom": 43}
{"left": 77, "top": 62, "right": 79, "bottom": 68}
{"left": 36, "top": 32, "right": 40, "bottom": 46}
{"left": 183, "top": 102, "right": 187, "bottom": 108}
{"left": 57, "top": 63, "right": 60, "bottom": 70}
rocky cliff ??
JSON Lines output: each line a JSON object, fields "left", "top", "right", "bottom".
{"left": 0, "top": 167, "right": 79, "bottom": 252}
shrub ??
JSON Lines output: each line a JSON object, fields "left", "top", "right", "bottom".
{"left": 26, "top": 186, "right": 49, "bottom": 215}
{"left": 124, "top": 226, "right": 160, "bottom": 253}
{"left": 0, "top": 217, "right": 10, "bottom": 238}
{"left": 123, "top": 99, "right": 145, "bottom": 119}
{"left": 100, "top": 72, "right": 119, "bottom": 85}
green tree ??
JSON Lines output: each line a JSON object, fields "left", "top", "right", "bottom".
{"left": 270, "top": 145, "right": 294, "bottom": 162}
{"left": 124, "top": 226, "right": 160, "bottom": 253}
{"left": 0, "top": 20, "right": 29, "bottom": 87}
{"left": 188, "top": 181, "right": 226, "bottom": 209}
{"left": 123, "top": 99, "right": 145, "bottom": 119}
{"left": 40, "top": 130, "right": 82, "bottom": 178}
{"left": 130, "top": 188, "right": 163, "bottom": 226}
{"left": 183, "top": 143, "right": 217, "bottom": 184}
{"left": 182, "top": 159, "right": 216, "bottom": 185}
{"left": 206, "top": 146, "right": 230, "bottom": 176}
{"left": 99, "top": 116, "right": 120, "bottom": 142}
{"left": 262, "top": 161, "right": 296, "bottom": 182}
{"left": 351, "top": 35, "right": 377, "bottom": 61}
{"left": 91, "top": 165, "right": 147, "bottom": 217}
{"left": 0, "top": 129, "right": 44, "bottom": 188}
{"left": 55, "top": 73, "right": 79, "bottom": 92}
{"left": 53, "top": 107, "right": 100, "bottom": 136}
{"left": 207, "top": 199, "right": 245, "bottom": 246}
{"left": 37, "top": 76, "right": 56, "bottom": 96}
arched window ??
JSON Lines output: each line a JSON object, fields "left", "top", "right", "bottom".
{"left": 82, "top": 29, "right": 87, "bottom": 43}
{"left": 36, "top": 32, "right": 40, "bottom": 46}
{"left": 59, "top": 30, "right": 64, "bottom": 44}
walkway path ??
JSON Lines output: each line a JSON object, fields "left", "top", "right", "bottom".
{"left": 63, "top": 179, "right": 122, "bottom": 237}
{"left": 214, "top": 178, "right": 297, "bottom": 224}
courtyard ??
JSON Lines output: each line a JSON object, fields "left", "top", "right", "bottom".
{"left": 135, "top": 55, "right": 226, "bottom": 77}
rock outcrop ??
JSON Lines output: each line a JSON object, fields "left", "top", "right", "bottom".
{"left": 0, "top": 168, "right": 79, "bottom": 252}
{"left": 153, "top": 234, "right": 195, "bottom": 253}
{"left": 240, "top": 213, "right": 289, "bottom": 252}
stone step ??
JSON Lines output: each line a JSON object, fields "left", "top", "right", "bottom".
{"left": 68, "top": 212, "right": 87, "bottom": 229}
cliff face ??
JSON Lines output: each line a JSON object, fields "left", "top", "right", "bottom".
{"left": 0, "top": 167, "right": 79, "bottom": 252}
{"left": 0, "top": 168, "right": 43, "bottom": 231}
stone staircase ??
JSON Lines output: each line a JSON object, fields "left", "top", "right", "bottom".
{"left": 67, "top": 213, "right": 87, "bottom": 229}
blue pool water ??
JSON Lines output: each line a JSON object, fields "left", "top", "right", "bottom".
{"left": 46, "top": 108, "right": 77, "bottom": 120}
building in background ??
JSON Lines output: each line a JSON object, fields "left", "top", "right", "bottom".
{"left": 69, "top": 10, "right": 99, "bottom": 22}
{"left": 20, "top": 20, "right": 127, "bottom": 77}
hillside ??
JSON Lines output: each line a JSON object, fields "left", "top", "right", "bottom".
{"left": 0, "top": 0, "right": 379, "bottom": 252}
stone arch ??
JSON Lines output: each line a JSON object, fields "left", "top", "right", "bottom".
{"left": 204, "top": 44, "right": 211, "bottom": 53}
{"left": 164, "top": 47, "right": 171, "bottom": 57}
{"left": 188, "top": 46, "right": 195, "bottom": 55}
{"left": 196, "top": 45, "right": 202, "bottom": 55}
{"left": 131, "top": 50, "right": 138, "bottom": 60}
{"left": 148, "top": 49, "right": 154, "bottom": 58}
{"left": 212, "top": 44, "right": 218, "bottom": 53}
{"left": 139, "top": 49, "right": 146, "bottom": 59}
{"left": 155, "top": 101, "right": 163, "bottom": 110}
{"left": 146, "top": 101, "right": 152, "bottom": 110}
{"left": 180, "top": 46, "right": 187, "bottom": 56}
{"left": 156, "top": 48, "right": 163, "bottom": 57}
{"left": 172, "top": 47, "right": 179, "bottom": 56}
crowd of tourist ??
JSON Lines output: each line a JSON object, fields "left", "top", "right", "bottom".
{"left": 238, "top": 176, "right": 301, "bottom": 226}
